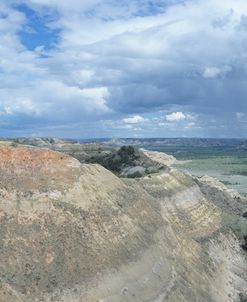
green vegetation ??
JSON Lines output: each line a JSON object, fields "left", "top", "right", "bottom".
{"left": 222, "top": 213, "right": 247, "bottom": 237}
{"left": 87, "top": 145, "right": 140, "bottom": 173}
{"left": 172, "top": 154, "right": 247, "bottom": 195}
{"left": 11, "top": 138, "right": 21, "bottom": 147}
{"left": 177, "top": 156, "right": 247, "bottom": 176}
{"left": 137, "top": 139, "right": 247, "bottom": 195}
{"left": 221, "top": 180, "right": 240, "bottom": 186}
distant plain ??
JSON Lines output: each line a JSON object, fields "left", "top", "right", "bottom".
{"left": 113, "top": 138, "right": 247, "bottom": 196}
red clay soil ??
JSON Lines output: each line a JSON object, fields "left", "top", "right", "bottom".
{"left": 0, "top": 146, "right": 80, "bottom": 192}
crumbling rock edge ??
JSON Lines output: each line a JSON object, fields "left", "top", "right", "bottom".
{"left": 0, "top": 145, "right": 246, "bottom": 302}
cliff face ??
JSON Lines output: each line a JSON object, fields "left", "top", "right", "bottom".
{"left": 0, "top": 145, "right": 246, "bottom": 302}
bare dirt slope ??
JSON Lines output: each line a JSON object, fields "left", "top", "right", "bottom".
{"left": 0, "top": 145, "right": 246, "bottom": 302}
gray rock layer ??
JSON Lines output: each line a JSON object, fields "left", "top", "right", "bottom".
{"left": 0, "top": 145, "right": 246, "bottom": 302}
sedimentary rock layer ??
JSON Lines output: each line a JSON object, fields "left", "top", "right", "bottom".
{"left": 0, "top": 145, "right": 246, "bottom": 302}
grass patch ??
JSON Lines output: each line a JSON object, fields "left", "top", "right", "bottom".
{"left": 222, "top": 213, "right": 247, "bottom": 237}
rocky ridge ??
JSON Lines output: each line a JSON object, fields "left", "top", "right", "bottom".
{"left": 0, "top": 144, "right": 246, "bottom": 302}
{"left": 9, "top": 139, "right": 166, "bottom": 178}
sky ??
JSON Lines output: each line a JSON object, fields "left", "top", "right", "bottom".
{"left": 0, "top": 0, "right": 246, "bottom": 138}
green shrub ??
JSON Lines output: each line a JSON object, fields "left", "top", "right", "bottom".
{"left": 87, "top": 145, "right": 140, "bottom": 174}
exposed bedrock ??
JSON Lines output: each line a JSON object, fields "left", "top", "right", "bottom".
{"left": 0, "top": 145, "right": 246, "bottom": 302}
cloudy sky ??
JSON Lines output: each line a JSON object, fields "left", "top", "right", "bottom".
{"left": 0, "top": 0, "right": 246, "bottom": 138}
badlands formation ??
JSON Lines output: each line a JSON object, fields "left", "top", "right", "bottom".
{"left": 0, "top": 144, "right": 247, "bottom": 302}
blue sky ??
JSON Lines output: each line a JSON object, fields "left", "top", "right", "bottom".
{"left": 0, "top": 0, "right": 246, "bottom": 138}
{"left": 17, "top": 4, "right": 60, "bottom": 51}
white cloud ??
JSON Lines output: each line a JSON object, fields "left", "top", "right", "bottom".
{"left": 0, "top": 0, "right": 247, "bottom": 137}
{"left": 236, "top": 112, "right": 246, "bottom": 122}
{"left": 236, "top": 112, "right": 244, "bottom": 119}
{"left": 166, "top": 112, "right": 186, "bottom": 122}
{"left": 203, "top": 67, "right": 221, "bottom": 78}
{"left": 185, "top": 122, "right": 197, "bottom": 129}
{"left": 1, "top": 98, "right": 41, "bottom": 116}
{"left": 203, "top": 66, "right": 232, "bottom": 78}
{"left": 123, "top": 115, "right": 145, "bottom": 124}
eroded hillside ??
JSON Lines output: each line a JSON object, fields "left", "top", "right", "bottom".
{"left": 7, "top": 138, "right": 170, "bottom": 177}
{"left": 0, "top": 144, "right": 246, "bottom": 302}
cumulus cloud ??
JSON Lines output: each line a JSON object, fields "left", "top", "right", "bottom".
{"left": 165, "top": 112, "right": 194, "bottom": 122}
{"left": 0, "top": 0, "right": 246, "bottom": 137}
{"left": 123, "top": 115, "right": 145, "bottom": 124}
{"left": 166, "top": 112, "right": 186, "bottom": 122}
